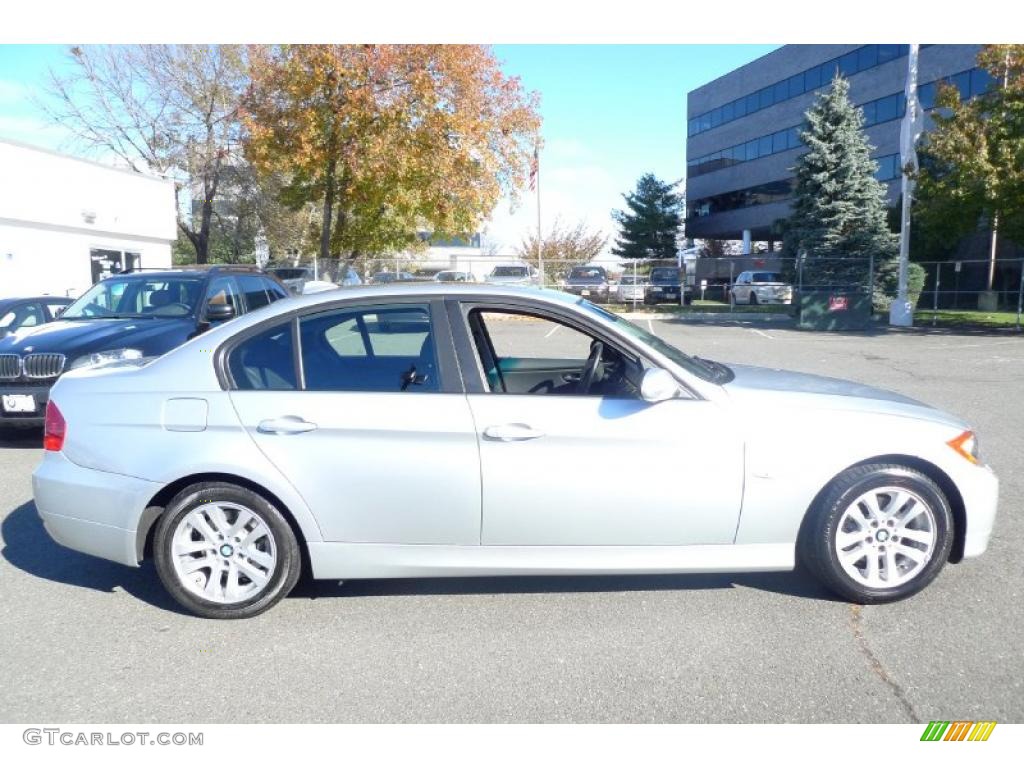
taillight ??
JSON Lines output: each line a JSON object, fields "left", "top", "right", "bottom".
{"left": 43, "top": 400, "right": 66, "bottom": 452}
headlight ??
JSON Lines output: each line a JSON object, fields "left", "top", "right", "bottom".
{"left": 69, "top": 348, "right": 144, "bottom": 371}
{"left": 947, "top": 430, "right": 980, "bottom": 464}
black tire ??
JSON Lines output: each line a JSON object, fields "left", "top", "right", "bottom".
{"left": 749, "top": 291, "right": 759, "bottom": 306}
{"left": 800, "top": 464, "right": 953, "bottom": 603}
{"left": 153, "top": 482, "right": 302, "bottom": 619}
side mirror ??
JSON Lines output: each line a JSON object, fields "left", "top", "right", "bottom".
{"left": 205, "top": 302, "right": 236, "bottom": 322}
{"left": 640, "top": 367, "right": 679, "bottom": 403}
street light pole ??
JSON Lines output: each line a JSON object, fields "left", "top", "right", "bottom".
{"left": 891, "top": 43, "right": 922, "bottom": 327}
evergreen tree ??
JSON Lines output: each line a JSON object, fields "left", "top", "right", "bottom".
{"left": 786, "top": 75, "right": 896, "bottom": 288}
{"left": 611, "top": 174, "right": 682, "bottom": 260}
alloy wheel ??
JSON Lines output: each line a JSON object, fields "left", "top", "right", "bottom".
{"left": 834, "top": 486, "right": 937, "bottom": 589}
{"left": 170, "top": 502, "right": 278, "bottom": 604}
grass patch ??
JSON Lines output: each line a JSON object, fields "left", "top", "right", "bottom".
{"left": 914, "top": 309, "right": 1022, "bottom": 328}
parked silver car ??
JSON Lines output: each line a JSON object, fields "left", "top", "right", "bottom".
{"left": 33, "top": 284, "right": 997, "bottom": 618}
{"left": 616, "top": 274, "right": 647, "bottom": 303}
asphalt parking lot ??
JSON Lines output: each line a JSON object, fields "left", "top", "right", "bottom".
{"left": 1, "top": 320, "right": 1021, "bottom": 723}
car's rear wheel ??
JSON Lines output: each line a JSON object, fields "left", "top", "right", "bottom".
{"left": 154, "top": 483, "right": 301, "bottom": 619}
{"left": 800, "top": 464, "right": 953, "bottom": 603}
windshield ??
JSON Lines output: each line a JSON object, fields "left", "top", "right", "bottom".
{"left": 576, "top": 300, "right": 727, "bottom": 383}
{"left": 650, "top": 268, "right": 680, "bottom": 282}
{"left": 63, "top": 277, "right": 203, "bottom": 319}
{"left": 492, "top": 266, "right": 528, "bottom": 277}
{"left": 753, "top": 272, "right": 782, "bottom": 283}
{"left": 568, "top": 267, "right": 605, "bottom": 279}
{"left": 618, "top": 275, "right": 642, "bottom": 285}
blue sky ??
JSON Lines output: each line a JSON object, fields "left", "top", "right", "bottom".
{"left": 0, "top": 43, "right": 778, "bottom": 255}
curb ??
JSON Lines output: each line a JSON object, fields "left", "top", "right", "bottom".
{"left": 617, "top": 311, "right": 794, "bottom": 323}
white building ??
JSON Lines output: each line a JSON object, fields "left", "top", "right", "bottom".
{"left": 0, "top": 139, "right": 177, "bottom": 299}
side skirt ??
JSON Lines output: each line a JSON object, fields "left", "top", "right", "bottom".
{"left": 307, "top": 542, "right": 795, "bottom": 580}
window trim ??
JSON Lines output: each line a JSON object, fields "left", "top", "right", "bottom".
{"left": 447, "top": 297, "right": 698, "bottom": 400}
{"left": 218, "top": 296, "right": 462, "bottom": 394}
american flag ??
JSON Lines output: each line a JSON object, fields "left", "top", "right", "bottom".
{"left": 528, "top": 145, "right": 539, "bottom": 191}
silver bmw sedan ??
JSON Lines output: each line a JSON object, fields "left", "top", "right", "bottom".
{"left": 32, "top": 284, "right": 999, "bottom": 619}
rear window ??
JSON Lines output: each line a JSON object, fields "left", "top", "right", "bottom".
{"left": 270, "top": 269, "right": 308, "bottom": 281}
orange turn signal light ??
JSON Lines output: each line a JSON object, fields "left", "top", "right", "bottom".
{"left": 947, "top": 430, "right": 979, "bottom": 464}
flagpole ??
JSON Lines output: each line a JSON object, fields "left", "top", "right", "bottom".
{"left": 535, "top": 143, "right": 544, "bottom": 288}
{"left": 891, "top": 43, "right": 921, "bottom": 327}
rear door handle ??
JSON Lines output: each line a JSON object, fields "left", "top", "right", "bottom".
{"left": 483, "top": 423, "right": 545, "bottom": 442}
{"left": 257, "top": 416, "right": 318, "bottom": 435}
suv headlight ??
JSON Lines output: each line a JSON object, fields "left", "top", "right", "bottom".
{"left": 69, "top": 348, "right": 144, "bottom": 371}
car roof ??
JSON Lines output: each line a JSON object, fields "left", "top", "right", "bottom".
{"left": 0, "top": 296, "right": 73, "bottom": 305}
{"left": 260, "top": 282, "right": 584, "bottom": 312}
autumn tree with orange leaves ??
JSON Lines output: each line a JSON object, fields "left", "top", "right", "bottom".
{"left": 243, "top": 45, "right": 541, "bottom": 261}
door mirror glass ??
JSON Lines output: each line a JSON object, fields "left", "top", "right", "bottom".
{"left": 206, "top": 302, "right": 236, "bottom": 322}
{"left": 640, "top": 367, "right": 679, "bottom": 403}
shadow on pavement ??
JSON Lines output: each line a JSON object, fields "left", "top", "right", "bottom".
{"left": 4, "top": 498, "right": 839, "bottom": 612}
{"left": 1, "top": 501, "right": 186, "bottom": 615}
{"left": 290, "top": 565, "right": 840, "bottom": 603}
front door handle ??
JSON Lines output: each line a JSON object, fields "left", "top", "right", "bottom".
{"left": 483, "top": 423, "right": 545, "bottom": 442}
{"left": 257, "top": 416, "right": 318, "bottom": 435}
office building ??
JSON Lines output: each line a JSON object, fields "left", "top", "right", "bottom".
{"left": 685, "top": 45, "right": 987, "bottom": 252}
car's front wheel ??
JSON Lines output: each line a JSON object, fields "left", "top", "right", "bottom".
{"left": 153, "top": 482, "right": 302, "bottom": 619}
{"left": 801, "top": 464, "right": 953, "bottom": 603}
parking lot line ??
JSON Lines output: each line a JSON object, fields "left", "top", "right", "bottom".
{"left": 748, "top": 328, "right": 773, "bottom": 339}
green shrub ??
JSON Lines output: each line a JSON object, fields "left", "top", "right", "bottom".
{"left": 873, "top": 259, "right": 927, "bottom": 312}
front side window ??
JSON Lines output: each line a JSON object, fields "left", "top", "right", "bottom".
{"left": 299, "top": 304, "right": 438, "bottom": 393}
{"left": 466, "top": 308, "right": 640, "bottom": 399}
{"left": 205, "top": 277, "right": 242, "bottom": 317}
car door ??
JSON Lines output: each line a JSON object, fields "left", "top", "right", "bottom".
{"left": 734, "top": 272, "right": 749, "bottom": 303}
{"left": 452, "top": 300, "right": 743, "bottom": 546}
{"left": 226, "top": 299, "right": 481, "bottom": 545}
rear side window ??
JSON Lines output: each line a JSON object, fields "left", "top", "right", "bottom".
{"left": 265, "top": 279, "right": 289, "bottom": 302}
{"left": 299, "top": 304, "right": 438, "bottom": 393}
{"left": 228, "top": 323, "right": 297, "bottom": 390}
{"left": 239, "top": 275, "right": 271, "bottom": 311}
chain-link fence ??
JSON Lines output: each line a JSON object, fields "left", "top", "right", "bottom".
{"left": 282, "top": 254, "right": 1024, "bottom": 328}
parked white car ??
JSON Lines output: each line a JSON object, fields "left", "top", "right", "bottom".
{"left": 731, "top": 271, "right": 794, "bottom": 305}
{"left": 616, "top": 274, "right": 647, "bottom": 302}
{"left": 33, "top": 284, "right": 997, "bottom": 618}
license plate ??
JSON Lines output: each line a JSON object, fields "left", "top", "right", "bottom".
{"left": 2, "top": 394, "right": 36, "bottom": 413}
{"left": 581, "top": 290, "right": 591, "bottom": 296}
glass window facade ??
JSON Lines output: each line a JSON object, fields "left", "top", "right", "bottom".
{"left": 687, "top": 152, "right": 901, "bottom": 220}
{"left": 687, "top": 44, "right": 909, "bottom": 137}
{"left": 687, "top": 92, "right": 907, "bottom": 179}
{"left": 918, "top": 66, "right": 993, "bottom": 110}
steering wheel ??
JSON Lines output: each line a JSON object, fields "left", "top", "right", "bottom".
{"left": 577, "top": 341, "right": 604, "bottom": 395}
{"left": 150, "top": 302, "right": 191, "bottom": 317}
